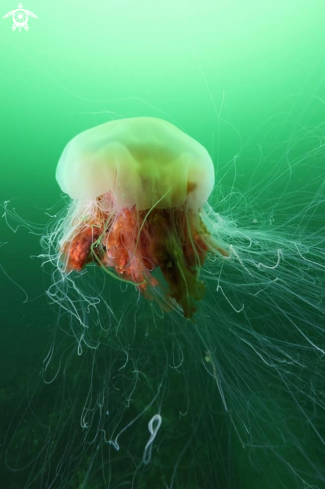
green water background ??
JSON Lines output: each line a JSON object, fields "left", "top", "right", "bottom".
{"left": 0, "top": 1, "right": 325, "bottom": 487}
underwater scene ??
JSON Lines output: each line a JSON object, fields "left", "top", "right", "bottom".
{"left": 1, "top": 1, "right": 325, "bottom": 488}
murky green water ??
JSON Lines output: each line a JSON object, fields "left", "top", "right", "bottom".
{"left": 1, "top": 1, "right": 325, "bottom": 488}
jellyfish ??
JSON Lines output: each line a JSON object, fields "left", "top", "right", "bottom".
{"left": 2, "top": 113, "right": 325, "bottom": 489}
{"left": 56, "top": 117, "right": 229, "bottom": 318}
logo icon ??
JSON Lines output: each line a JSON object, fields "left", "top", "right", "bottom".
{"left": 3, "top": 3, "right": 38, "bottom": 31}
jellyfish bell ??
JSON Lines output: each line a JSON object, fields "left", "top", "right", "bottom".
{"left": 56, "top": 117, "right": 214, "bottom": 210}
{"left": 56, "top": 117, "right": 227, "bottom": 318}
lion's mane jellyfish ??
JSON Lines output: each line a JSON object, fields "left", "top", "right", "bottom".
{"left": 2, "top": 107, "right": 325, "bottom": 489}
{"left": 56, "top": 117, "right": 228, "bottom": 318}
